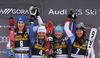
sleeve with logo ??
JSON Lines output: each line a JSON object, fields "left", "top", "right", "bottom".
{"left": 64, "top": 18, "right": 75, "bottom": 44}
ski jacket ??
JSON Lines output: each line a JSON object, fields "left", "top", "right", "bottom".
{"left": 29, "top": 16, "right": 47, "bottom": 58}
{"left": 6, "top": 16, "right": 43, "bottom": 57}
{"left": 54, "top": 18, "right": 76, "bottom": 58}
{"left": 6, "top": 31, "right": 30, "bottom": 56}
{"left": 29, "top": 22, "right": 46, "bottom": 56}
{"left": 64, "top": 18, "right": 95, "bottom": 58}
{"left": 53, "top": 36, "right": 69, "bottom": 58}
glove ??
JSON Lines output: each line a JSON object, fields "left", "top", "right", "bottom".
{"left": 42, "top": 54, "right": 47, "bottom": 58}
{"left": 29, "top": 6, "right": 37, "bottom": 16}
{"left": 67, "top": 8, "right": 77, "bottom": 19}
{"left": 29, "top": 6, "right": 39, "bottom": 18}
{"left": 9, "top": 47, "right": 14, "bottom": 55}
{"left": 30, "top": 15, "right": 36, "bottom": 22}
{"left": 29, "top": 6, "right": 37, "bottom": 22}
{"left": 36, "top": 8, "right": 39, "bottom": 16}
{"left": 9, "top": 55, "right": 14, "bottom": 58}
{"left": 30, "top": 17, "right": 35, "bottom": 25}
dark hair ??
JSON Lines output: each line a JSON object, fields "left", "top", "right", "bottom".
{"left": 76, "top": 31, "right": 86, "bottom": 38}
{"left": 75, "top": 31, "right": 86, "bottom": 45}
{"left": 15, "top": 24, "right": 26, "bottom": 33}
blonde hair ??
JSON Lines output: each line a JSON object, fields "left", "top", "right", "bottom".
{"left": 57, "top": 24, "right": 62, "bottom": 26}
{"left": 41, "top": 23, "right": 47, "bottom": 27}
{"left": 36, "top": 23, "right": 47, "bottom": 44}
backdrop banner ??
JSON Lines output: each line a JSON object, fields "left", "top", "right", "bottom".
{"left": 0, "top": 0, "right": 100, "bottom": 58}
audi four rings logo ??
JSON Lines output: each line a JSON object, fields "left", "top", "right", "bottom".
{"left": 0, "top": 36, "right": 9, "bottom": 43}
{"left": 0, "top": 8, "right": 29, "bottom": 14}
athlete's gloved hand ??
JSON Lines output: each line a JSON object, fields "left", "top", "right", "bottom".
{"left": 47, "top": 37, "right": 53, "bottom": 41}
{"left": 36, "top": 7, "right": 39, "bottom": 16}
{"left": 29, "top": 6, "right": 36, "bottom": 22}
{"left": 30, "top": 16, "right": 35, "bottom": 22}
{"left": 9, "top": 55, "right": 14, "bottom": 58}
{"left": 67, "top": 8, "right": 77, "bottom": 19}
{"left": 29, "top": 6, "right": 39, "bottom": 18}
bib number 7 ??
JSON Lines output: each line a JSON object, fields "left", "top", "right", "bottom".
{"left": 76, "top": 48, "right": 80, "bottom": 55}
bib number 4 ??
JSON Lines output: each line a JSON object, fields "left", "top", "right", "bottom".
{"left": 39, "top": 50, "right": 43, "bottom": 55}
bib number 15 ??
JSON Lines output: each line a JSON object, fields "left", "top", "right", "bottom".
{"left": 57, "top": 48, "right": 62, "bottom": 54}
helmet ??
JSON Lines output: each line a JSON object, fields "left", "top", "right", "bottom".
{"left": 76, "top": 22, "right": 85, "bottom": 31}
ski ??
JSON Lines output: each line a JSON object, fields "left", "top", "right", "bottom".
{"left": 45, "top": 22, "right": 53, "bottom": 58}
{"left": 9, "top": 17, "right": 15, "bottom": 55}
{"left": 87, "top": 28, "right": 97, "bottom": 58}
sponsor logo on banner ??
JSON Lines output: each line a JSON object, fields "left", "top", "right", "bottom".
{"left": 0, "top": 25, "right": 30, "bottom": 28}
{"left": 0, "top": 8, "right": 29, "bottom": 14}
{"left": 0, "top": 51, "right": 7, "bottom": 54}
{"left": 0, "top": 36, "right": 9, "bottom": 43}
{"left": 48, "top": 9, "right": 68, "bottom": 15}
{"left": 48, "top": 9, "right": 97, "bottom": 15}
{"left": 0, "top": 25, "right": 9, "bottom": 28}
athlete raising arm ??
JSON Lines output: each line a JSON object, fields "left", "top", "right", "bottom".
{"left": 6, "top": 6, "right": 43, "bottom": 58}
{"left": 64, "top": 9, "right": 95, "bottom": 58}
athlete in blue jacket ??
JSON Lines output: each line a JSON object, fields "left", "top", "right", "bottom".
{"left": 29, "top": 6, "right": 48, "bottom": 58}
{"left": 6, "top": 15, "right": 30, "bottom": 58}
{"left": 53, "top": 9, "right": 77, "bottom": 58}
{"left": 6, "top": 6, "right": 43, "bottom": 58}
{"left": 53, "top": 25, "right": 70, "bottom": 58}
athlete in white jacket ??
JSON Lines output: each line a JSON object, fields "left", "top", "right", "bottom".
{"left": 64, "top": 9, "right": 95, "bottom": 58}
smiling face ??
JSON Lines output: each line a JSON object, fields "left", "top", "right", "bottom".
{"left": 54, "top": 30, "right": 63, "bottom": 39}
{"left": 76, "top": 29, "right": 84, "bottom": 38}
{"left": 17, "top": 21, "right": 25, "bottom": 31}
{"left": 38, "top": 32, "right": 46, "bottom": 40}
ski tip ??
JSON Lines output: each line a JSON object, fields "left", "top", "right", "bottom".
{"left": 47, "top": 22, "right": 53, "bottom": 27}
{"left": 91, "top": 28, "right": 97, "bottom": 31}
{"left": 9, "top": 17, "right": 15, "bottom": 20}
